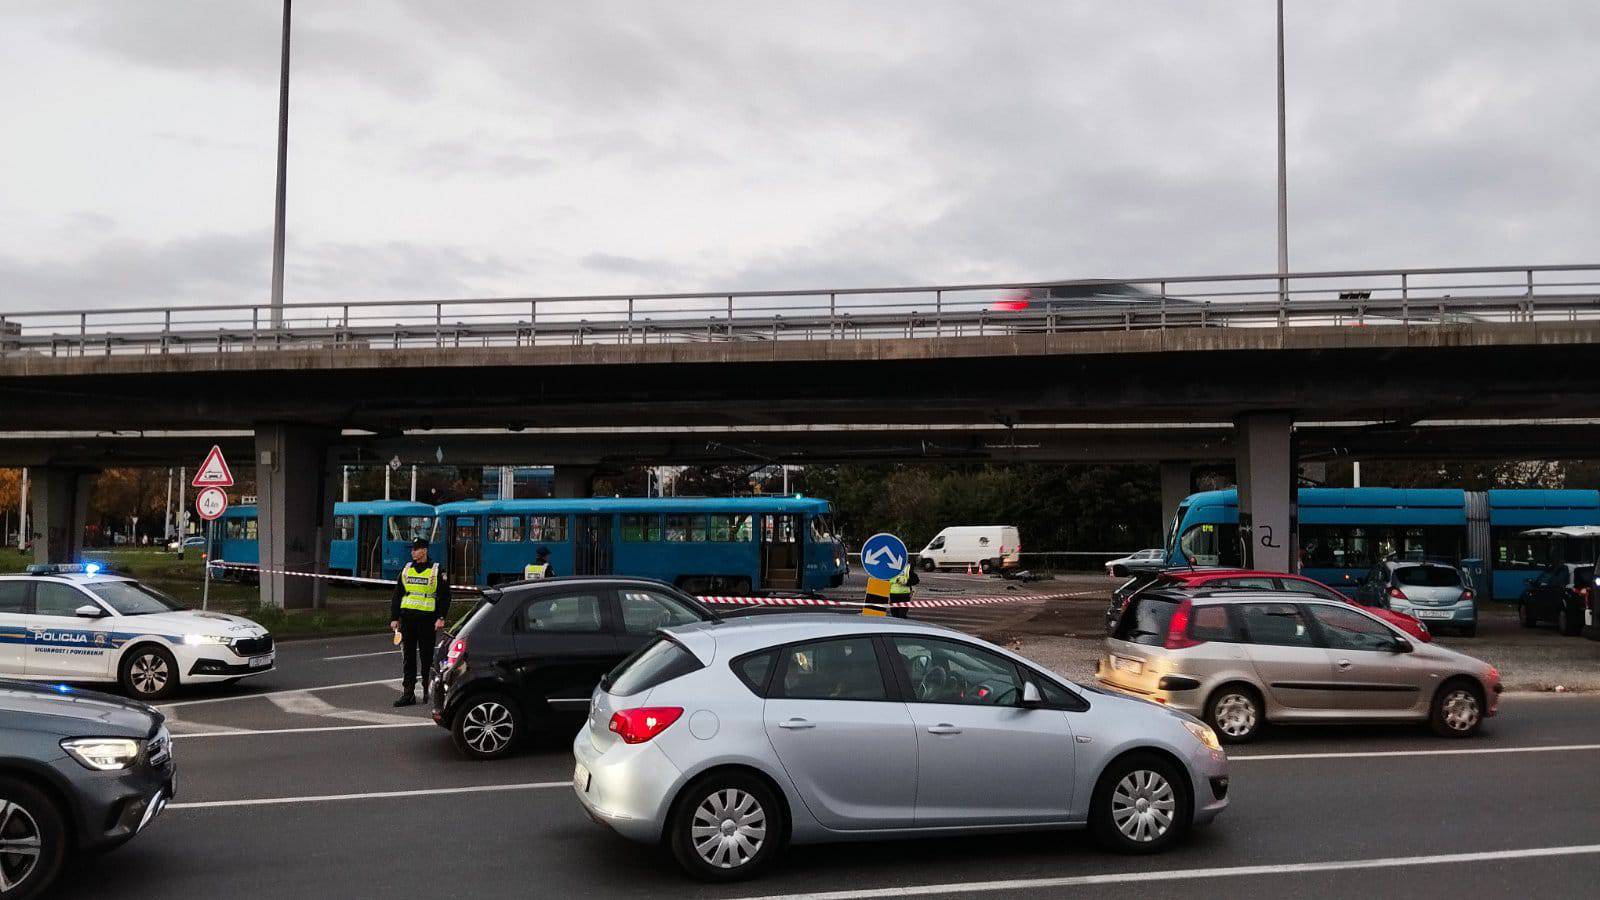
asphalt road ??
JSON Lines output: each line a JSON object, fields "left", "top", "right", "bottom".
{"left": 52, "top": 628, "right": 1600, "bottom": 900}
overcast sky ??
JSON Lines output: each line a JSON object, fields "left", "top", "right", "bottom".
{"left": 2, "top": 1, "right": 1596, "bottom": 313}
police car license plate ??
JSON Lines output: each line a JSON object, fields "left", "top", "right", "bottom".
{"left": 248, "top": 654, "right": 273, "bottom": 668}
{"left": 1415, "top": 610, "right": 1453, "bottom": 620}
{"left": 574, "top": 762, "right": 591, "bottom": 793}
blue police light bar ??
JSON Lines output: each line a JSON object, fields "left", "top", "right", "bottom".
{"left": 52, "top": 684, "right": 74, "bottom": 694}
{"left": 26, "top": 563, "right": 89, "bottom": 575}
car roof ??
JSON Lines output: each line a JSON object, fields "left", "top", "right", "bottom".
{"left": 0, "top": 573, "right": 135, "bottom": 585}
{"left": 663, "top": 612, "right": 968, "bottom": 656}
{"left": 1137, "top": 587, "right": 1338, "bottom": 605}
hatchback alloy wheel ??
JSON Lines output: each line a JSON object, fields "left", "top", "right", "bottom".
{"left": 1110, "top": 770, "right": 1176, "bottom": 843}
{"left": 691, "top": 788, "right": 767, "bottom": 870}
{"left": 461, "top": 701, "right": 515, "bottom": 755}
{"left": 0, "top": 800, "right": 42, "bottom": 894}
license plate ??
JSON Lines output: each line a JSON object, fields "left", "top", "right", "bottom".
{"left": 1112, "top": 655, "right": 1144, "bottom": 675}
{"left": 574, "top": 762, "right": 591, "bottom": 793}
{"left": 1415, "top": 610, "right": 1453, "bottom": 620}
{"left": 248, "top": 654, "right": 273, "bottom": 668}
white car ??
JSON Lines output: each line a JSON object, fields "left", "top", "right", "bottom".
{"left": 1105, "top": 548, "right": 1166, "bottom": 574}
{"left": 0, "top": 566, "right": 274, "bottom": 701}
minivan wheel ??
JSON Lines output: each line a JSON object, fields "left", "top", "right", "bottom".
{"left": 668, "top": 773, "right": 784, "bottom": 882}
{"left": 978, "top": 559, "right": 995, "bottom": 574}
{"left": 1430, "top": 681, "right": 1483, "bottom": 738}
{"left": 119, "top": 644, "right": 179, "bottom": 701}
{"left": 1558, "top": 603, "right": 1582, "bottom": 637}
{"left": 0, "top": 776, "right": 66, "bottom": 900}
{"left": 920, "top": 558, "right": 936, "bottom": 572}
{"left": 1205, "top": 685, "right": 1263, "bottom": 744}
{"left": 451, "top": 693, "right": 522, "bottom": 760}
{"left": 1089, "top": 753, "right": 1190, "bottom": 854}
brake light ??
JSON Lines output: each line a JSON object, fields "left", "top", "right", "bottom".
{"left": 1164, "top": 599, "right": 1204, "bottom": 649}
{"left": 1461, "top": 589, "right": 1474, "bottom": 602}
{"left": 608, "top": 707, "right": 684, "bottom": 744}
{"left": 444, "top": 639, "right": 467, "bottom": 669}
{"left": 1387, "top": 586, "right": 1408, "bottom": 601}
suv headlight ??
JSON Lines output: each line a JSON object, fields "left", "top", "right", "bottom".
{"left": 182, "top": 634, "right": 230, "bottom": 646}
{"left": 1183, "top": 720, "right": 1223, "bottom": 752}
{"left": 61, "top": 737, "right": 142, "bottom": 771}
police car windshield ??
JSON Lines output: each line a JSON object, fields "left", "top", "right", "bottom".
{"left": 83, "top": 581, "right": 186, "bottom": 615}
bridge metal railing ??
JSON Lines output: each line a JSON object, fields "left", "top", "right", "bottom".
{"left": 2, "top": 264, "right": 1598, "bottom": 358}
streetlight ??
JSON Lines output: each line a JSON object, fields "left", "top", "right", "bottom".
{"left": 270, "top": 0, "right": 292, "bottom": 329}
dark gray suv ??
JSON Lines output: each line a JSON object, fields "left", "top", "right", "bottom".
{"left": 0, "top": 679, "right": 175, "bottom": 899}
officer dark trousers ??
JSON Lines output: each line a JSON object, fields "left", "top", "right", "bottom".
{"left": 399, "top": 616, "right": 437, "bottom": 696}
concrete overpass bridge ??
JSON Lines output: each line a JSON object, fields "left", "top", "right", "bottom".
{"left": 4, "top": 264, "right": 1598, "bottom": 607}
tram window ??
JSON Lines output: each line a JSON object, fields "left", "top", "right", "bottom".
{"left": 1178, "top": 523, "right": 1240, "bottom": 567}
{"left": 388, "top": 516, "right": 435, "bottom": 542}
{"left": 528, "top": 515, "right": 568, "bottom": 542}
{"left": 332, "top": 516, "right": 355, "bottom": 541}
{"left": 231, "top": 517, "right": 264, "bottom": 541}
{"left": 488, "top": 515, "right": 524, "bottom": 543}
{"left": 709, "top": 514, "right": 751, "bottom": 542}
{"left": 809, "top": 515, "right": 837, "bottom": 542}
{"left": 666, "top": 514, "right": 708, "bottom": 542}
{"left": 622, "top": 515, "right": 662, "bottom": 542}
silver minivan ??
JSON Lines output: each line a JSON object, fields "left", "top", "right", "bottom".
{"left": 1097, "top": 589, "right": 1501, "bottom": 743}
{"left": 574, "top": 615, "right": 1229, "bottom": 881}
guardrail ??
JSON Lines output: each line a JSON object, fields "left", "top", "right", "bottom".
{"left": 3, "top": 264, "right": 1597, "bottom": 358}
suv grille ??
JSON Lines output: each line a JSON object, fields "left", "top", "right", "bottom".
{"left": 231, "top": 635, "right": 274, "bottom": 657}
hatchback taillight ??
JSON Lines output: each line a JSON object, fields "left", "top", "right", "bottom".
{"left": 608, "top": 707, "right": 684, "bottom": 744}
{"left": 1164, "top": 599, "right": 1204, "bottom": 650}
{"left": 1387, "top": 586, "right": 1408, "bottom": 601}
{"left": 1461, "top": 589, "right": 1474, "bottom": 602}
{"left": 444, "top": 639, "right": 467, "bottom": 669}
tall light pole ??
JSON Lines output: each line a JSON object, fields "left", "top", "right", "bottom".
{"left": 1276, "top": 0, "right": 1289, "bottom": 288}
{"left": 269, "top": 0, "right": 292, "bottom": 328}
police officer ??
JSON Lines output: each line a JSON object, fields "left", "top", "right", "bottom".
{"left": 390, "top": 538, "right": 451, "bottom": 707}
{"left": 523, "top": 546, "right": 553, "bottom": 580}
{"left": 888, "top": 563, "right": 918, "bottom": 618}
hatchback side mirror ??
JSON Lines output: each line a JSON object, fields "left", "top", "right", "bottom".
{"left": 75, "top": 604, "right": 105, "bottom": 618}
{"left": 1390, "top": 637, "right": 1414, "bottom": 654}
{"left": 1021, "top": 682, "right": 1044, "bottom": 707}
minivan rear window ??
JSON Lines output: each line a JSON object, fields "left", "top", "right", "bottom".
{"left": 607, "top": 637, "right": 704, "bottom": 697}
{"left": 1112, "top": 595, "right": 1180, "bottom": 646}
{"left": 1394, "top": 566, "right": 1461, "bottom": 588}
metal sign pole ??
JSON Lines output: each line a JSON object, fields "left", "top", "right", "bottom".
{"left": 202, "top": 519, "right": 214, "bottom": 611}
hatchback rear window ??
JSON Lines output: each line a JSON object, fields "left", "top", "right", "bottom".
{"left": 1112, "top": 595, "right": 1179, "bottom": 646}
{"left": 607, "top": 637, "right": 704, "bottom": 697}
{"left": 1394, "top": 566, "right": 1461, "bottom": 588}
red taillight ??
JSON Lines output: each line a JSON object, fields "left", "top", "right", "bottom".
{"left": 1462, "top": 589, "right": 1474, "bottom": 602}
{"left": 1164, "top": 599, "right": 1204, "bottom": 650}
{"left": 608, "top": 707, "right": 684, "bottom": 744}
{"left": 444, "top": 639, "right": 467, "bottom": 669}
{"left": 1387, "top": 586, "right": 1408, "bottom": 601}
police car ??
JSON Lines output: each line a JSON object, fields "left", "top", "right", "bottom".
{"left": 0, "top": 564, "right": 274, "bottom": 701}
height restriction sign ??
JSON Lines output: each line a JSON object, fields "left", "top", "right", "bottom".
{"left": 192, "top": 445, "right": 235, "bottom": 488}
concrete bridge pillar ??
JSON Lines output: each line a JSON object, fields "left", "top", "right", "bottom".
{"left": 1235, "top": 413, "right": 1298, "bottom": 573}
{"left": 1158, "top": 461, "right": 1193, "bottom": 546}
{"left": 553, "top": 466, "right": 596, "bottom": 498}
{"left": 255, "top": 424, "right": 336, "bottom": 610}
{"left": 30, "top": 468, "right": 95, "bottom": 564}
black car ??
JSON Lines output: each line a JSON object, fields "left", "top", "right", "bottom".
{"left": 0, "top": 680, "right": 174, "bottom": 900}
{"left": 1518, "top": 562, "right": 1594, "bottom": 636}
{"left": 431, "top": 577, "right": 716, "bottom": 759}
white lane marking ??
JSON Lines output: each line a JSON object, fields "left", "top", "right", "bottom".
{"left": 728, "top": 844, "right": 1600, "bottom": 900}
{"left": 323, "top": 650, "right": 399, "bottom": 660}
{"left": 172, "top": 722, "right": 434, "bottom": 740}
{"left": 168, "top": 720, "right": 253, "bottom": 735}
{"left": 1231, "top": 742, "right": 1600, "bottom": 762}
{"left": 156, "top": 678, "right": 400, "bottom": 710}
{"left": 267, "top": 691, "right": 419, "bottom": 726}
{"left": 169, "top": 782, "right": 567, "bottom": 809}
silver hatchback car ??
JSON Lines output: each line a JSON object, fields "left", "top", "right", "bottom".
{"left": 1098, "top": 589, "right": 1501, "bottom": 743}
{"left": 573, "top": 615, "right": 1229, "bottom": 881}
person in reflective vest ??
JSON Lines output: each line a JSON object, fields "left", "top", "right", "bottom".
{"left": 524, "top": 546, "right": 553, "bottom": 580}
{"left": 888, "top": 564, "right": 917, "bottom": 619}
{"left": 389, "top": 539, "right": 452, "bottom": 707}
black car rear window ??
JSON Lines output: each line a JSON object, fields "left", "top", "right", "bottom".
{"left": 607, "top": 637, "right": 704, "bottom": 697}
{"left": 1112, "top": 595, "right": 1180, "bottom": 646}
{"left": 1394, "top": 566, "right": 1461, "bottom": 588}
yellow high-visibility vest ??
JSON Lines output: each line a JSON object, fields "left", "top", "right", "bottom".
{"left": 524, "top": 563, "right": 550, "bottom": 580}
{"left": 399, "top": 564, "right": 439, "bottom": 613}
{"left": 889, "top": 566, "right": 912, "bottom": 598}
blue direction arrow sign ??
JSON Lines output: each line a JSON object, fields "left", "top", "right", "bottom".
{"left": 860, "top": 533, "right": 909, "bottom": 581}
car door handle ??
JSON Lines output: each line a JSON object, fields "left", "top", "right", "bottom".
{"left": 777, "top": 718, "right": 815, "bottom": 730}
{"left": 926, "top": 724, "right": 962, "bottom": 735}
{"left": 1336, "top": 659, "right": 1352, "bottom": 670}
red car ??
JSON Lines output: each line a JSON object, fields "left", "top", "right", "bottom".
{"left": 1109, "top": 568, "right": 1433, "bottom": 642}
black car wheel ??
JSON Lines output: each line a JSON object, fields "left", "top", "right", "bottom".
{"left": 1518, "top": 602, "right": 1537, "bottom": 628}
{"left": 451, "top": 693, "right": 522, "bottom": 760}
{"left": 668, "top": 772, "right": 785, "bottom": 882}
{"left": 1089, "top": 753, "right": 1191, "bottom": 853}
{"left": 1558, "top": 602, "right": 1582, "bottom": 636}
{"left": 0, "top": 776, "right": 66, "bottom": 900}
{"left": 119, "top": 645, "right": 179, "bottom": 701}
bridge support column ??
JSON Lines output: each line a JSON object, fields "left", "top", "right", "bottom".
{"left": 255, "top": 425, "right": 336, "bottom": 610}
{"left": 30, "top": 468, "right": 95, "bottom": 564}
{"left": 1158, "top": 461, "right": 1193, "bottom": 546}
{"left": 1234, "top": 413, "right": 1298, "bottom": 572}
{"left": 553, "top": 466, "right": 596, "bottom": 499}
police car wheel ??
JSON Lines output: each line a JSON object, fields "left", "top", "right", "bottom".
{"left": 0, "top": 775, "right": 67, "bottom": 900}
{"left": 451, "top": 693, "right": 521, "bottom": 760}
{"left": 119, "top": 645, "right": 179, "bottom": 701}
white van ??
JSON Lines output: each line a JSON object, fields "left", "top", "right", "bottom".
{"left": 917, "top": 526, "right": 1022, "bottom": 572}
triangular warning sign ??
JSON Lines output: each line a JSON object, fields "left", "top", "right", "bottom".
{"left": 192, "top": 445, "right": 235, "bottom": 488}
